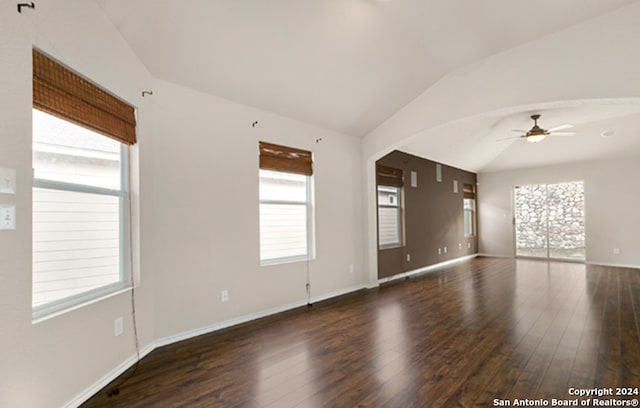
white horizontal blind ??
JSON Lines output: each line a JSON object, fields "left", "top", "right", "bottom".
{"left": 33, "top": 188, "right": 121, "bottom": 307}
{"left": 378, "top": 186, "right": 401, "bottom": 247}
{"left": 378, "top": 207, "right": 400, "bottom": 246}
{"left": 32, "top": 109, "right": 128, "bottom": 316}
{"left": 259, "top": 170, "right": 311, "bottom": 264}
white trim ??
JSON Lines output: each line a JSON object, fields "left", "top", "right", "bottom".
{"left": 586, "top": 261, "right": 640, "bottom": 270}
{"left": 63, "top": 342, "right": 155, "bottom": 408}
{"left": 366, "top": 281, "right": 380, "bottom": 289}
{"left": 378, "top": 254, "right": 478, "bottom": 285}
{"left": 477, "top": 252, "right": 513, "bottom": 259}
{"left": 32, "top": 286, "right": 131, "bottom": 324}
{"left": 156, "top": 283, "right": 366, "bottom": 347}
{"left": 66, "top": 283, "right": 366, "bottom": 407}
{"left": 477, "top": 255, "right": 639, "bottom": 270}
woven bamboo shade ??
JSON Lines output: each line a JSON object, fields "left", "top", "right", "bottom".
{"left": 463, "top": 183, "right": 476, "bottom": 199}
{"left": 259, "top": 141, "right": 313, "bottom": 176}
{"left": 376, "top": 165, "right": 403, "bottom": 187}
{"left": 33, "top": 49, "right": 137, "bottom": 145}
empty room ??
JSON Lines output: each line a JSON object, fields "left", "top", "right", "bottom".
{"left": 1, "top": 1, "right": 640, "bottom": 407}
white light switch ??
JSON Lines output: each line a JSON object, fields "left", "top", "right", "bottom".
{"left": 114, "top": 317, "right": 123, "bottom": 336}
{"left": 0, "top": 168, "right": 16, "bottom": 194}
{"left": 0, "top": 205, "right": 16, "bottom": 230}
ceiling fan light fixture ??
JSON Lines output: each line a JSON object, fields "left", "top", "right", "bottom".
{"left": 526, "top": 134, "right": 546, "bottom": 143}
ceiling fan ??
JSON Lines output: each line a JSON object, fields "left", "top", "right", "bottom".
{"left": 498, "top": 114, "right": 575, "bottom": 143}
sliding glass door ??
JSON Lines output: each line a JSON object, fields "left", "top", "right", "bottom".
{"left": 514, "top": 181, "right": 585, "bottom": 261}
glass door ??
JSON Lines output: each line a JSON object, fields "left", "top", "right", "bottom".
{"left": 514, "top": 184, "right": 548, "bottom": 258}
{"left": 547, "top": 182, "right": 585, "bottom": 260}
{"left": 514, "top": 182, "right": 585, "bottom": 261}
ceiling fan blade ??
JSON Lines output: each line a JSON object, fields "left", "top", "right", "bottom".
{"left": 549, "top": 132, "right": 575, "bottom": 136}
{"left": 497, "top": 136, "right": 521, "bottom": 142}
{"left": 511, "top": 129, "right": 528, "bottom": 133}
{"left": 548, "top": 124, "right": 574, "bottom": 132}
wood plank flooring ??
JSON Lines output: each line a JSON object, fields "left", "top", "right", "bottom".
{"left": 81, "top": 257, "right": 640, "bottom": 407}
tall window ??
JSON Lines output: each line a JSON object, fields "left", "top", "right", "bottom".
{"left": 259, "top": 142, "right": 314, "bottom": 265}
{"left": 377, "top": 165, "right": 403, "bottom": 249}
{"left": 463, "top": 184, "right": 476, "bottom": 237}
{"left": 32, "top": 50, "right": 136, "bottom": 319}
{"left": 514, "top": 181, "right": 585, "bottom": 260}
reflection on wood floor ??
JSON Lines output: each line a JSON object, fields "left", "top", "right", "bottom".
{"left": 82, "top": 257, "right": 640, "bottom": 407}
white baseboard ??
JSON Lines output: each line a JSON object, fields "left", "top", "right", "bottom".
{"left": 64, "top": 342, "right": 155, "bottom": 408}
{"left": 378, "top": 254, "right": 478, "bottom": 285}
{"left": 156, "top": 283, "right": 365, "bottom": 348}
{"left": 477, "top": 252, "right": 513, "bottom": 259}
{"left": 66, "top": 283, "right": 366, "bottom": 407}
{"left": 586, "top": 261, "right": 640, "bottom": 270}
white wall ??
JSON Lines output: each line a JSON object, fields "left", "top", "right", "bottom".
{"left": 0, "top": 1, "right": 365, "bottom": 407}
{"left": 478, "top": 157, "right": 640, "bottom": 268}
{"left": 148, "top": 78, "right": 365, "bottom": 340}
{"left": 362, "top": 2, "right": 640, "bottom": 159}
{"left": 361, "top": 2, "right": 640, "bottom": 281}
{"left": 0, "top": 0, "right": 155, "bottom": 407}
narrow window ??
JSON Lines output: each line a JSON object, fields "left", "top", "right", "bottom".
{"left": 463, "top": 183, "right": 476, "bottom": 237}
{"left": 258, "top": 142, "right": 314, "bottom": 265}
{"left": 32, "top": 50, "right": 136, "bottom": 319}
{"left": 376, "top": 165, "right": 403, "bottom": 249}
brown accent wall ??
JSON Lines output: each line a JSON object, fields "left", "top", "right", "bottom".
{"left": 377, "top": 150, "right": 478, "bottom": 279}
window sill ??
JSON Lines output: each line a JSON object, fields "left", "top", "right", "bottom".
{"left": 260, "top": 255, "right": 314, "bottom": 267}
{"left": 32, "top": 285, "right": 133, "bottom": 324}
{"left": 379, "top": 244, "right": 402, "bottom": 250}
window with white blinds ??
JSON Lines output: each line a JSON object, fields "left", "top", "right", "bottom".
{"left": 32, "top": 109, "right": 130, "bottom": 318}
{"left": 463, "top": 183, "right": 476, "bottom": 237}
{"left": 259, "top": 170, "right": 313, "bottom": 264}
{"left": 377, "top": 185, "right": 402, "bottom": 248}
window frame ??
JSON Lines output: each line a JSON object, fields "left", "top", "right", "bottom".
{"left": 377, "top": 185, "right": 403, "bottom": 249}
{"left": 32, "top": 127, "right": 131, "bottom": 320}
{"left": 463, "top": 197, "right": 476, "bottom": 238}
{"left": 259, "top": 169, "right": 315, "bottom": 266}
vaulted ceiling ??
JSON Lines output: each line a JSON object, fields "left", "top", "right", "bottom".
{"left": 96, "top": 0, "right": 640, "bottom": 171}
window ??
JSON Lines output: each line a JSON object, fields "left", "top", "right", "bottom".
{"left": 377, "top": 185, "right": 402, "bottom": 248}
{"left": 32, "top": 50, "right": 136, "bottom": 319}
{"left": 258, "top": 142, "right": 314, "bottom": 265}
{"left": 376, "top": 164, "right": 403, "bottom": 249}
{"left": 463, "top": 184, "right": 476, "bottom": 237}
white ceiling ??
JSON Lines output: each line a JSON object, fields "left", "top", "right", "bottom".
{"left": 399, "top": 100, "right": 640, "bottom": 172}
{"left": 96, "top": 0, "right": 640, "bottom": 172}
{"left": 96, "top": 0, "right": 638, "bottom": 137}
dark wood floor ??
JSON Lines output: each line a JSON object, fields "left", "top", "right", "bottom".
{"left": 82, "top": 257, "right": 640, "bottom": 407}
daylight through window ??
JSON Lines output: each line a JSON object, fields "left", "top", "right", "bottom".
{"left": 32, "top": 49, "right": 135, "bottom": 319}
{"left": 32, "top": 110, "right": 130, "bottom": 318}
{"left": 258, "top": 142, "right": 314, "bottom": 265}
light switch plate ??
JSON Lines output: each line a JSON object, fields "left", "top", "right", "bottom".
{"left": 0, "top": 168, "right": 16, "bottom": 194}
{"left": 0, "top": 205, "right": 16, "bottom": 230}
{"left": 114, "top": 317, "right": 123, "bottom": 336}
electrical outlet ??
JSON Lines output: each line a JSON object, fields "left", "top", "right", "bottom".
{"left": 349, "top": 264, "right": 354, "bottom": 273}
{"left": 444, "top": 246, "right": 447, "bottom": 254}
{"left": 406, "top": 254, "right": 411, "bottom": 262}
{"left": 0, "top": 205, "right": 16, "bottom": 230}
{"left": 458, "top": 243, "right": 462, "bottom": 250}
{"left": 221, "top": 289, "right": 229, "bottom": 302}
{"left": 613, "top": 248, "right": 620, "bottom": 255}
{"left": 0, "top": 168, "right": 16, "bottom": 194}
{"left": 438, "top": 248, "right": 441, "bottom": 255}
{"left": 468, "top": 242, "right": 471, "bottom": 249}
{"left": 114, "top": 317, "right": 123, "bottom": 337}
